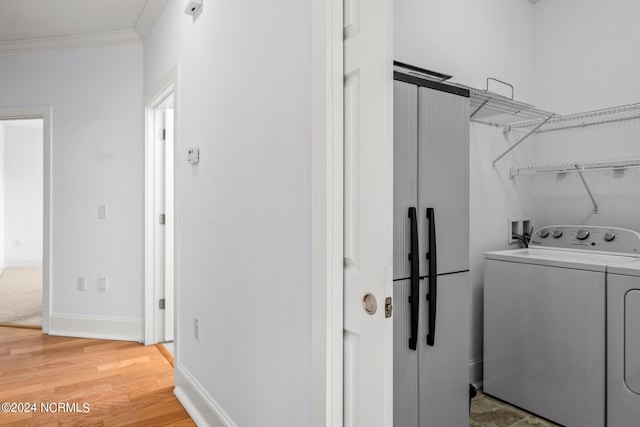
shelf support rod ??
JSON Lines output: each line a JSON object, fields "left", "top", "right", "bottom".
{"left": 470, "top": 100, "right": 489, "bottom": 119}
{"left": 576, "top": 168, "right": 599, "bottom": 214}
{"left": 492, "top": 114, "right": 554, "bottom": 168}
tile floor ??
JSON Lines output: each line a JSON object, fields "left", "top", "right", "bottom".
{"left": 470, "top": 392, "right": 561, "bottom": 427}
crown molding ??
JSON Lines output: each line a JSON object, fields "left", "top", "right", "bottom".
{"left": 0, "top": 29, "right": 142, "bottom": 57}
{"left": 135, "top": 0, "right": 170, "bottom": 42}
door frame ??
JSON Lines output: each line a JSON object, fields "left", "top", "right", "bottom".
{"left": 143, "top": 64, "right": 180, "bottom": 351}
{"left": 0, "top": 106, "right": 52, "bottom": 333}
{"left": 311, "top": 0, "right": 394, "bottom": 425}
{"left": 311, "top": 0, "right": 344, "bottom": 425}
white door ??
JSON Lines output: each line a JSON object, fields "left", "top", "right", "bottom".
{"left": 342, "top": 0, "right": 394, "bottom": 425}
{"left": 152, "top": 98, "right": 175, "bottom": 343}
{"left": 144, "top": 67, "right": 179, "bottom": 346}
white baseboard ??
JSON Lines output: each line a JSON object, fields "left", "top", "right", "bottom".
{"left": 174, "top": 362, "right": 237, "bottom": 427}
{"left": 48, "top": 314, "right": 141, "bottom": 342}
{"left": 5, "top": 259, "right": 42, "bottom": 268}
{"left": 470, "top": 357, "right": 483, "bottom": 389}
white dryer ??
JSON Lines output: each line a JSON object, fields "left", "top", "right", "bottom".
{"left": 484, "top": 226, "right": 640, "bottom": 427}
{"left": 607, "top": 258, "right": 640, "bottom": 426}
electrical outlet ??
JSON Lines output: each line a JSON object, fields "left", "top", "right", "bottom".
{"left": 509, "top": 217, "right": 532, "bottom": 245}
{"left": 98, "top": 277, "right": 107, "bottom": 292}
{"left": 77, "top": 277, "right": 86, "bottom": 291}
{"left": 194, "top": 318, "right": 199, "bottom": 340}
{"left": 187, "top": 147, "right": 200, "bottom": 165}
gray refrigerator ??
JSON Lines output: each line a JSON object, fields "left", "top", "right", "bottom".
{"left": 393, "top": 70, "right": 471, "bottom": 426}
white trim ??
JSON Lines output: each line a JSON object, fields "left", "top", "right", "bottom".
{"left": 143, "top": 65, "right": 180, "bottom": 357}
{"left": 134, "top": 0, "right": 170, "bottom": 42}
{"left": 4, "top": 259, "right": 42, "bottom": 268}
{"left": 48, "top": 314, "right": 142, "bottom": 341}
{"left": 174, "top": 363, "right": 238, "bottom": 427}
{"left": 0, "top": 30, "right": 141, "bottom": 57}
{"left": 470, "top": 357, "right": 484, "bottom": 389}
{"left": 311, "top": 0, "right": 344, "bottom": 426}
{"left": 0, "top": 106, "right": 52, "bottom": 334}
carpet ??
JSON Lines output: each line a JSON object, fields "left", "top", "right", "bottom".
{"left": 0, "top": 267, "right": 42, "bottom": 327}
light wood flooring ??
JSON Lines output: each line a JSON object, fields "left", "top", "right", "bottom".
{"left": 0, "top": 326, "right": 195, "bottom": 426}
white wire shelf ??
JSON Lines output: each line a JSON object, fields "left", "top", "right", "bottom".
{"left": 490, "top": 102, "right": 640, "bottom": 166}
{"left": 510, "top": 158, "right": 640, "bottom": 215}
{"left": 508, "top": 103, "right": 640, "bottom": 133}
{"left": 510, "top": 158, "right": 640, "bottom": 178}
{"left": 467, "top": 88, "right": 553, "bottom": 127}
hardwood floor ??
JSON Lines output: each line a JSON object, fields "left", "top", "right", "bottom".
{"left": 0, "top": 327, "right": 195, "bottom": 426}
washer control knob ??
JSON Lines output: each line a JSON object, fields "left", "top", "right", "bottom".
{"left": 576, "top": 229, "right": 590, "bottom": 240}
{"left": 604, "top": 231, "right": 616, "bottom": 242}
{"left": 539, "top": 229, "right": 549, "bottom": 238}
{"left": 552, "top": 229, "right": 563, "bottom": 238}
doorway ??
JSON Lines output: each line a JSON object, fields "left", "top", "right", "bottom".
{"left": 0, "top": 119, "right": 44, "bottom": 328}
{"left": 144, "top": 67, "right": 178, "bottom": 355}
{"left": 0, "top": 107, "right": 52, "bottom": 333}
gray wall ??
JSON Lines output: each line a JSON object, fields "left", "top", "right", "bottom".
{"left": 0, "top": 47, "right": 144, "bottom": 320}
{"left": 530, "top": 0, "right": 640, "bottom": 232}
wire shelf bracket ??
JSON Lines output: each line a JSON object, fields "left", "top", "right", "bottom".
{"left": 576, "top": 169, "right": 599, "bottom": 214}
{"left": 492, "top": 114, "right": 555, "bottom": 168}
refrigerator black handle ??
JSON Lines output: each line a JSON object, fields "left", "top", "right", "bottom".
{"left": 408, "top": 207, "right": 419, "bottom": 351}
{"left": 426, "top": 208, "right": 437, "bottom": 347}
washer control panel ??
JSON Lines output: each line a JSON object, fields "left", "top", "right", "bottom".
{"left": 529, "top": 225, "right": 640, "bottom": 255}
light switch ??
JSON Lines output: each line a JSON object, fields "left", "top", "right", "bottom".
{"left": 98, "top": 277, "right": 107, "bottom": 292}
{"left": 98, "top": 205, "right": 107, "bottom": 219}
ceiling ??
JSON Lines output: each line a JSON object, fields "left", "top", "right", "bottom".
{"left": 0, "top": 0, "right": 169, "bottom": 55}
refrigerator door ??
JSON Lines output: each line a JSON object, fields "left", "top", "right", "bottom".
{"left": 417, "top": 87, "right": 470, "bottom": 276}
{"left": 393, "top": 278, "right": 419, "bottom": 427}
{"left": 393, "top": 80, "right": 419, "bottom": 281}
{"left": 418, "top": 272, "right": 470, "bottom": 427}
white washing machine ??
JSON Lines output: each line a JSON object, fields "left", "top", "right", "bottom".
{"left": 607, "top": 258, "right": 640, "bottom": 426}
{"left": 484, "top": 225, "right": 640, "bottom": 427}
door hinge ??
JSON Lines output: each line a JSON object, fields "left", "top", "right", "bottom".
{"left": 385, "top": 297, "right": 393, "bottom": 318}
{"left": 159, "top": 214, "right": 165, "bottom": 225}
{"left": 159, "top": 298, "right": 165, "bottom": 310}
{"left": 161, "top": 129, "right": 166, "bottom": 140}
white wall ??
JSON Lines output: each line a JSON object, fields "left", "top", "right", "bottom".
{"left": 396, "top": 0, "right": 536, "bottom": 103}
{"left": 0, "top": 47, "right": 144, "bottom": 330}
{"left": 395, "top": 0, "right": 536, "bottom": 385}
{"left": 144, "top": 1, "right": 311, "bottom": 425}
{"left": 3, "top": 122, "right": 43, "bottom": 267}
{"left": 532, "top": 0, "right": 640, "bottom": 114}
{"left": 530, "top": 0, "right": 640, "bottom": 234}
